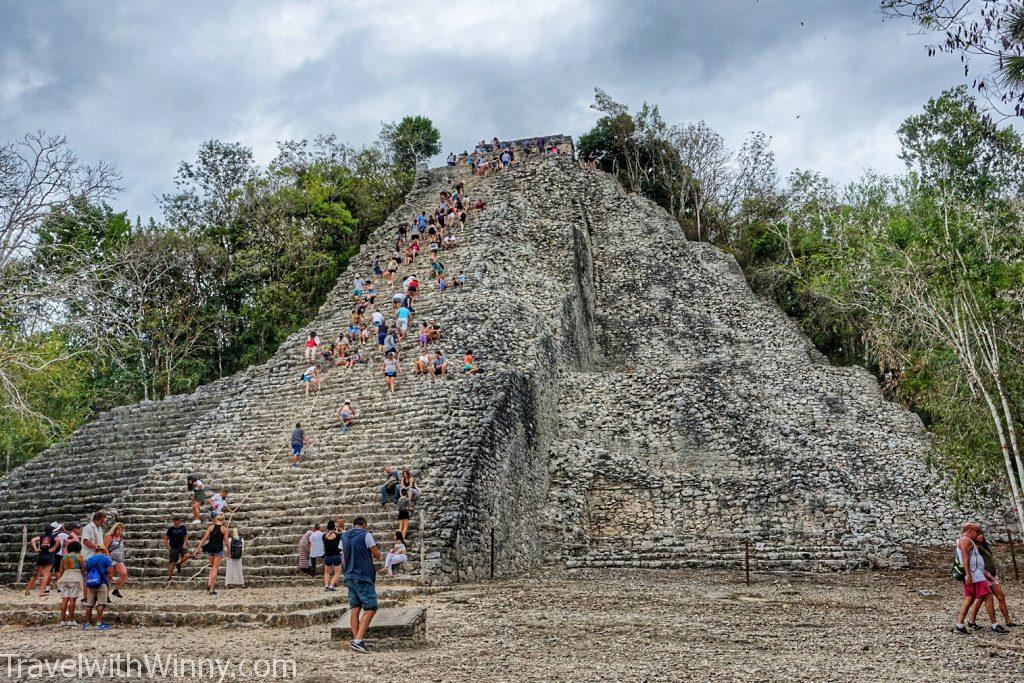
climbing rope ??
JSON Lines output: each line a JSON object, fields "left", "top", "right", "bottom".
{"left": 184, "top": 164, "right": 481, "bottom": 584}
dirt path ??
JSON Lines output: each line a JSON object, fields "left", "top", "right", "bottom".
{"left": 1, "top": 569, "right": 1023, "bottom": 681}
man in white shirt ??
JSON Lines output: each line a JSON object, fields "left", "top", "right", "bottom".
{"left": 81, "top": 511, "right": 107, "bottom": 559}
{"left": 309, "top": 524, "right": 325, "bottom": 574}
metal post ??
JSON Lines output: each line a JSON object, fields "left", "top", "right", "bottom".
{"left": 1009, "top": 529, "right": 1020, "bottom": 581}
{"left": 16, "top": 525, "right": 27, "bottom": 584}
{"left": 453, "top": 528, "right": 460, "bottom": 584}
{"left": 744, "top": 539, "right": 751, "bottom": 586}
{"left": 490, "top": 527, "right": 495, "bottom": 579}
{"left": 419, "top": 507, "right": 426, "bottom": 585}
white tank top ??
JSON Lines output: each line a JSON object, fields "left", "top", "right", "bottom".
{"left": 956, "top": 538, "right": 987, "bottom": 583}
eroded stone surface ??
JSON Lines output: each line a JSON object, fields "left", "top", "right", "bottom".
{"left": 0, "top": 150, "right": 1002, "bottom": 586}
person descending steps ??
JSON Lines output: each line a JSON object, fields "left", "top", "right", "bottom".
{"left": 182, "top": 164, "right": 493, "bottom": 586}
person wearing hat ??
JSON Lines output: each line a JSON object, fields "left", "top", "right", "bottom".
{"left": 49, "top": 522, "right": 69, "bottom": 584}
{"left": 336, "top": 399, "right": 356, "bottom": 432}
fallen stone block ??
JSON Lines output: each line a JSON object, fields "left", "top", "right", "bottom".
{"left": 330, "top": 606, "right": 426, "bottom": 648}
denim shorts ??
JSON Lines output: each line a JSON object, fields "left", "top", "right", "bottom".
{"left": 324, "top": 554, "right": 342, "bottom": 567}
{"left": 345, "top": 579, "right": 378, "bottom": 610}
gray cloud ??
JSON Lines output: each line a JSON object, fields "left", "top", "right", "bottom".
{"left": 0, "top": 0, "right": 965, "bottom": 220}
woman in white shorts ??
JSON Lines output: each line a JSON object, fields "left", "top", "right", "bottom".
{"left": 56, "top": 541, "right": 85, "bottom": 626}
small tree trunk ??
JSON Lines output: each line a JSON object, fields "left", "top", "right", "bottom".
{"left": 980, "top": 381, "right": 1024, "bottom": 538}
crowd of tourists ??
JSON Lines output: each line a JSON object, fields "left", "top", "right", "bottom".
{"left": 297, "top": 171, "right": 487, "bottom": 402}
{"left": 446, "top": 135, "right": 568, "bottom": 174}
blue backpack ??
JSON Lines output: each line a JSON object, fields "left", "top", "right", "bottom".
{"left": 85, "top": 556, "right": 108, "bottom": 588}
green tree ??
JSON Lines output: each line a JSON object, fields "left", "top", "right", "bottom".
{"left": 897, "top": 86, "right": 1024, "bottom": 201}
{"left": 881, "top": 1, "right": 1024, "bottom": 118}
{"left": 380, "top": 116, "right": 441, "bottom": 171}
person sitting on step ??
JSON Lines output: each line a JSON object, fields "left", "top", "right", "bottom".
{"left": 380, "top": 467, "right": 400, "bottom": 507}
{"left": 432, "top": 350, "right": 448, "bottom": 377}
{"left": 384, "top": 532, "right": 408, "bottom": 577}
{"left": 399, "top": 468, "right": 419, "bottom": 503}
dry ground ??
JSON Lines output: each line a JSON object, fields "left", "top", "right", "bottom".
{"left": 1, "top": 568, "right": 1023, "bottom": 682}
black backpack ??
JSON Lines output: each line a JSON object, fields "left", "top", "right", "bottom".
{"left": 230, "top": 537, "right": 243, "bottom": 560}
{"left": 951, "top": 549, "right": 966, "bottom": 582}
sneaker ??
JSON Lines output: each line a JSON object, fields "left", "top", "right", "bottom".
{"left": 350, "top": 640, "right": 369, "bottom": 654}
{"left": 97, "top": 623, "right": 111, "bottom": 631}
{"left": 360, "top": 641, "right": 373, "bottom": 652}
{"left": 324, "top": 586, "right": 331, "bottom": 592}
{"left": 67, "top": 621, "right": 78, "bottom": 627}
{"left": 1008, "top": 623, "right": 1019, "bottom": 628}
{"left": 992, "top": 624, "right": 1009, "bottom": 634}
{"left": 112, "top": 589, "right": 123, "bottom": 598}
{"left": 209, "top": 590, "right": 218, "bottom": 596}
{"left": 968, "top": 622, "right": 982, "bottom": 630}
{"left": 59, "top": 620, "right": 67, "bottom": 626}
{"left": 953, "top": 625, "right": 969, "bottom": 635}
{"left": 82, "top": 624, "right": 91, "bottom": 631}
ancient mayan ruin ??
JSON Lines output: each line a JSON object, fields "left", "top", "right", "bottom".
{"left": 0, "top": 139, "right": 987, "bottom": 587}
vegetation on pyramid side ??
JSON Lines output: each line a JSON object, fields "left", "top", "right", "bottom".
{"left": 579, "top": 86, "right": 1024, "bottom": 525}
{"left": 0, "top": 116, "right": 441, "bottom": 474}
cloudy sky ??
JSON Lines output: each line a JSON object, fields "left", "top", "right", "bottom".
{"left": 1, "top": 0, "right": 964, "bottom": 221}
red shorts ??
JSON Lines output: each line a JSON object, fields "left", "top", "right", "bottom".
{"left": 963, "top": 580, "right": 991, "bottom": 600}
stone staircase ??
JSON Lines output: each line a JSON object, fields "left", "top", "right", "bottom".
{"left": 0, "top": 162, "right": 494, "bottom": 586}
{"left": 0, "top": 585, "right": 441, "bottom": 627}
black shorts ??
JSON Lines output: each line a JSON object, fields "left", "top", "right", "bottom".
{"left": 398, "top": 510, "right": 410, "bottom": 520}
{"left": 36, "top": 553, "right": 53, "bottom": 567}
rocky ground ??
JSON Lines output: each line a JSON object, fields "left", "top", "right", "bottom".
{"left": 1, "top": 567, "right": 1023, "bottom": 682}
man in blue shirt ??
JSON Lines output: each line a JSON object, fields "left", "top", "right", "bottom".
{"left": 341, "top": 517, "right": 381, "bottom": 653}
{"left": 82, "top": 546, "right": 113, "bottom": 630}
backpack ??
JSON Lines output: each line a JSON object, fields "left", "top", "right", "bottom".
{"left": 230, "top": 537, "right": 243, "bottom": 560}
{"left": 951, "top": 549, "right": 966, "bottom": 582}
{"left": 85, "top": 560, "right": 106, "bottom": 588}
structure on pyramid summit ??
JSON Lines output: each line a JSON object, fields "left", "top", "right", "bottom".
{"left": 0, "top": 138, "right": 1002, "bottom": 588}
